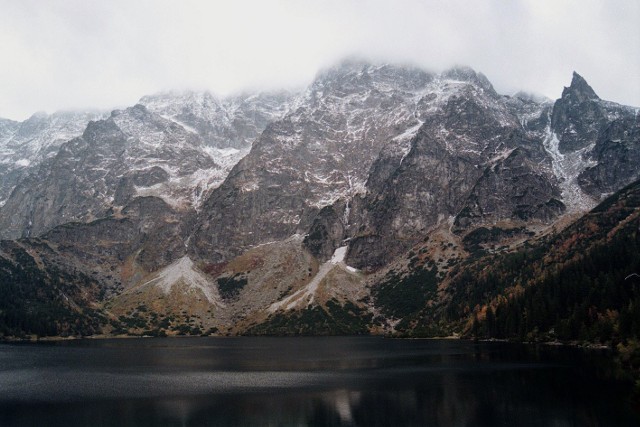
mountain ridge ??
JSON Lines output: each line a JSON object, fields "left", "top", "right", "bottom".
{"left": 0, "top": 60, "right": 638, "bottom": 342}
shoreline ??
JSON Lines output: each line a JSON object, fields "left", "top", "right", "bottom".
{"left": 0, "top": 332, "right": 617, "bottom": 351}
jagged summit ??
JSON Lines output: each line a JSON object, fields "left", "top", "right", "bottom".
{"left": 561, "top": 71, "right": 599, "bottom": 102}
{"left": 139, "top": 89, "right": 295, "bottom": 150}
{"left": 310, "top": 59, "right": 434, "bottom": 97}
{"left": 315, "top": 60, "right": 500, "bottom": 96}
{"left": 441, "top": 66, "right": 497, "bottom": 95}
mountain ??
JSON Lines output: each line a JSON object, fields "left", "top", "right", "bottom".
{"left": 550, "top": 72, "right": 640, "bottom": 204}
{"left": 140, "top": 90, "right": 295, "bottom": 149}
{"left": 0, "top": 90, "right": 294, "bottom": 239}
{"left": 342, "top": 67, "right": 561, "bottom": 269}
{"left": 191, "top": 61, "right": 437, "bottom": 262}
{"left": 446, "top": 178, "right": 640, "bottom": 344}
{"left": 0, "top": 110, "right": 107, "bottom": 207}
{"left": 0, "top": 59, "right": 638, "bottom": 341}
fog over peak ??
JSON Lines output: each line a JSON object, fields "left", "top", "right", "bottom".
{"left": 1, "top": 0, "right": 638, "bottom": 120}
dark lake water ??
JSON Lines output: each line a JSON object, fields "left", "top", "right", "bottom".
{"left": 0, "top": 337, "right": 637, "bottom": 426}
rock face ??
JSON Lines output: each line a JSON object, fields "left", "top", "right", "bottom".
{"left": 190, "top": 61, "right": 438, "bottom": 262}
{"left": 355, "top": 75, "right": 562, "bottom": 267}
{"left": 551, "top": 72, "right": 604, "bottom": 153}
{"left": 577, "top": 111, "right": 640, "bottom": 197}
{"left": 140, "top": 90, "right": 295, "bottom": 150}
{"left": 0, "top": 91, "right": 293, "bottom": 240}
{"left": 0, "top": 106, "right": 214, "bottom": 239}
{"left": 39, "top": 196, "right": 194, "bottom": 293}
{"left": 5, "top": 63, "right": 634, "bottom": 251}
{"left": 303, "top": 200, "right": 348, "bottom": 261}
{"left": 188, "top": 62, "right": 566, "bottom": 268}
{"left": 0, "top": 60, "right": 639, "bottom": 338}
{"left": 549, "top": 72, "right": 640, "bottom": 204}
{"left": 0, "top": 110, "right": 106, "bottom": 207}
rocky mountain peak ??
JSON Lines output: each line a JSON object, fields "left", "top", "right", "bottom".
{"left": 442, "top": 66, "right": 497, "bottom": 96}
{"left": 311, "top": 59, "right": 434, "bottom": 96}
{"left": 81, "top": 116, "right": 126, "bottom": 145}
{"left": 551, "top": 71, "right": 607, "bottom": 153}
{"left": 139, "top": 90, "right": 223, "bottom": 115}
{"left": 16, "top": 111, "right": 49, "bottom": 136}
{"left": 314, "top": 58, "right": 374, "bottom": 79}
{"left": 561, "top": 71, "right": 599, "bottom": 102}
{"left": 139, "top": 89, "right": 295, "bottom": 150}
{"left": 130, "top": 103, "right": 151, "bottom": 116}
{"left": 29, "top": 110, "right": 49, "bottom": 120}
{"left": 0, "top": 108, "right": 108, "bottom": 208}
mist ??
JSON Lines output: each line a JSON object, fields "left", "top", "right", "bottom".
{"left": 1, "top": 0, "right": 638, "bottom": 120}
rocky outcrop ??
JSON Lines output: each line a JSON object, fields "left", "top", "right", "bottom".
{"left": 551, "top": 72, "right": 606, "bottom": 153}
{"left": 455, "top": 147, "right": 564, "bottom": 227}
{"left": 0, "top": 106, "right": 214, "bottom": 239}
{"left": 303, "top": 200, "right": 348, "bottom": 261}
{"left": 139, "top": 90, "right": 295, "bottom": 149}
{"left": 190, "top": 61, "right": 438, "bottom": 262}
{"left": 547, "top": 71, "right": 639, "bottom": 202}
{"left": 0, "top": 110, "right": 106, "bottom": 207}
{"left": 32, "top": 196, "right": 194, "bottom": 294}
{"left": 344, "top": 77, "right": 561, "bottom": 268}
{"left": 578, "top": 112, "right": 640, "bottom": 198}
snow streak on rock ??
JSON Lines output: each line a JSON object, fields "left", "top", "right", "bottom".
{"left": 268, "top": 246, "right": 351, "bottom": 312}
{"left": 542, "top": 122, "right": 596, "bottom": 212}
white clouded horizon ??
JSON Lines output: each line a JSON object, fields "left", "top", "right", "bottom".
{"left": 0, "top": 0, "right": 638, "bottom": 120}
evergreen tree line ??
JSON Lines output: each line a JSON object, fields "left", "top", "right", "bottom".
{"left": 474, "top": 223, "right": 640, "bottom": 344}
{"left": 0, "top": 245, "right": 105, "bottom": 338}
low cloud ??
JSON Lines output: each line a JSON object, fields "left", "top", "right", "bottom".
{"left": 1, "top": 0, "right": 638, "bottom": 120}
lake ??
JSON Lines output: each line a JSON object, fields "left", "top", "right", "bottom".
{"left": 0, "top": 337, "right": 637, "bottom": 426}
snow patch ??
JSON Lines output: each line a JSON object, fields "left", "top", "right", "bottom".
{"left": 268, "top": 246, "right": 349, "bottom": 312}
{"left": 211, "top": 147, "right": 240, "bottom": 156}
{"left": 542, "top": 123, "right": 596, "bottom": 212}
{"left": 486, "top": 147, "right": 516, "bottom": 166}
{"left": 160, "top": 114, "right": 199, "bottom": 134}
{"left": 240, "top": 182, "right": 259, "bottom": 193}
{"left": 330, "top": 246, "right": 348, "bottom": 263}
{"left": 343, "top": 200, "right": 351, "bottom": 225}
{"left": 392, "top": 121, "right": 423, "bottom": 143}
{"left": 14, "top": 159, "right": 30, "bottom": 167}
{"left": 308, "top": 174, "right": 367, "bottom": 209}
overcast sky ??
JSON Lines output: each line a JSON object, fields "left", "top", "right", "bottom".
{"left": 1, "top": 0, "right": 638, "bottom": 120}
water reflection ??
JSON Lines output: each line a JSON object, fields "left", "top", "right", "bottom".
{"left": 0, "top": 337, "right": 637, "bottom": 426}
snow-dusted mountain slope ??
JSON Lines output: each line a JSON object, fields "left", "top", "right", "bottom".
{"left": 139, "top": 90, "right": 295, "bottom": 149}
{"left": 0, "top": 90, "right": 296, "bottom": 239}
{"left": 0, "top": 110, "right": 107, "bottom": 206}
{"left": 191, "top": 61, "right": 438, "bottom": 261}
{"left": 0, "top": 60, "right": 637, "bottom": 261}
{"left": 190, "top": 61, "right": 554, "bottom": 263}
{"left": 192, "top": 61, "right": 638, "bottom": 270}
{"left": 550, "top": 72, "right": 640, "bottom": 202}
